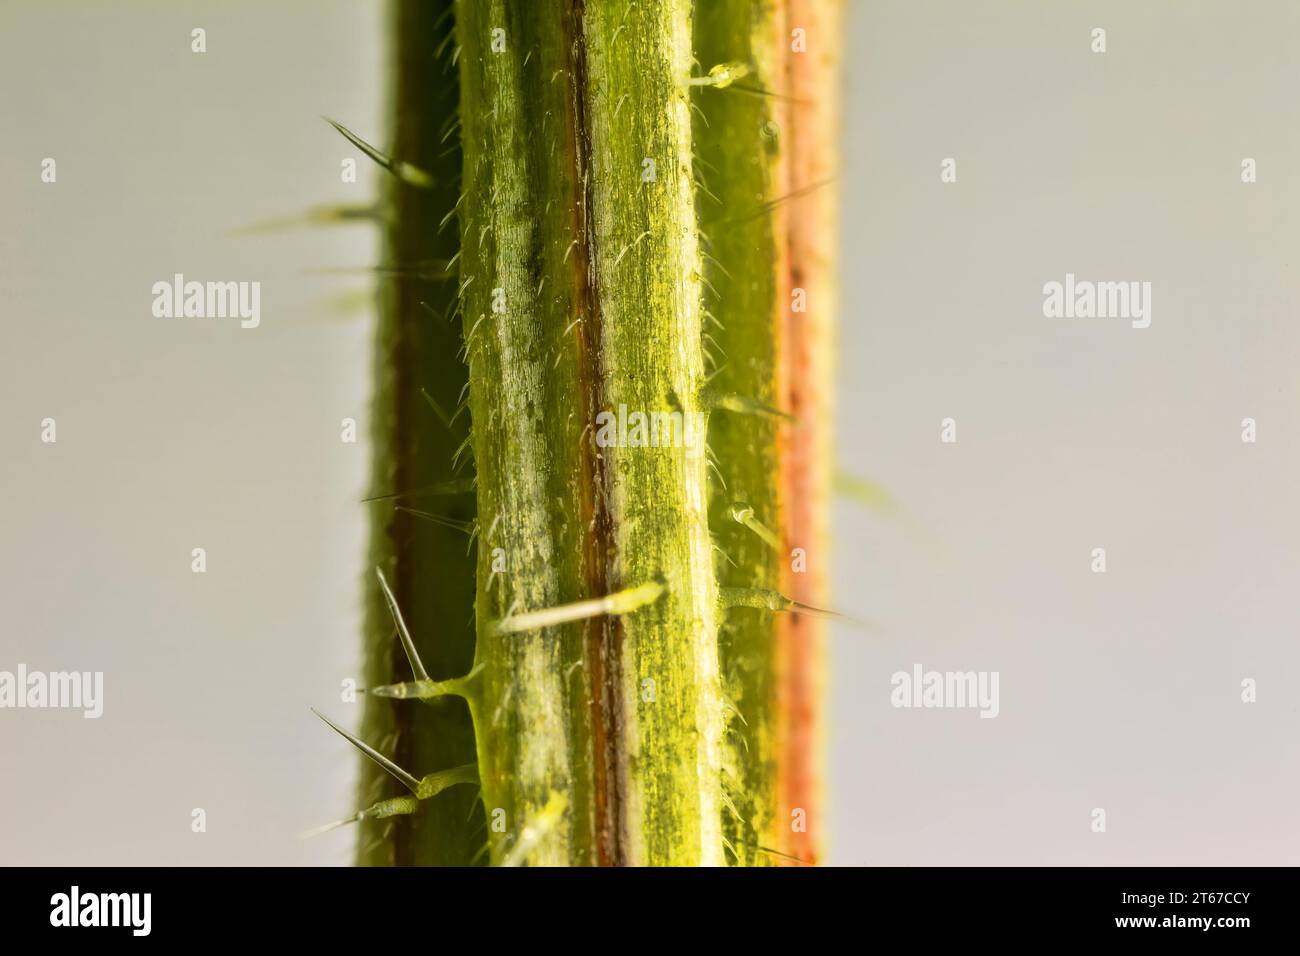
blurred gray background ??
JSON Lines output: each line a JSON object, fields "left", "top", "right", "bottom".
{"left": 1, "top": 1, "right": 1296, "bottom": 865}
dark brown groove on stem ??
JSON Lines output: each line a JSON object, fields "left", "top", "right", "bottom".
{"left": 564, "top": 0, "right": 628, "bottom": 866}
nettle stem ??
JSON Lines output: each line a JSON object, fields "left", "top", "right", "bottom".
{"left": 693, "top": 0, "right": 788, "bottom": 866}
{"left": 341, "top": 0, "right": 839, "bottom": 867}
{"left": 355, "top": 0, "right": 479, "bottom": 867}
{"left": 458, "top": 0, "right": 721, "bottom": 867}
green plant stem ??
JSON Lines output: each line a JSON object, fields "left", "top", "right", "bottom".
{"left": 353, "top": 0, "right": 836, "bottom": 869}
{"left": 357, "top": 0, "right": 480, "bottom": 867}
{"left": 456, "top": 0, "right": 723, "bottom": 866}
{"left": 693, "top": 0, "right": 789, "bottom": 866}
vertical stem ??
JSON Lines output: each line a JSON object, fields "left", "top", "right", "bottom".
{"left": 456, "top": 0, "right": 724, "bottom": 866}
{"left": 455, "top": 0, "right": 595, "bottom": 866}
{"left": 582, "top": 0, "right": 723, "bottom": 866}
{"left": 693, "top": 0, "right": 789, "bottom": 865}
{"left": 358, "top": 0, "right": 480, "bottom": 867}
{"left": 366, "top": 0, "right": 835, "bottom": 868}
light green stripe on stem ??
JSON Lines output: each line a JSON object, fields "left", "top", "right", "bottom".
{"left": 455, "top": 0, "right": 594, "bottom": 866}
{"left": 692, "top": 0, "right": 788, "bottom": 864}
{"left": 582, "top": 0, "right": 723, "bottom": 867}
